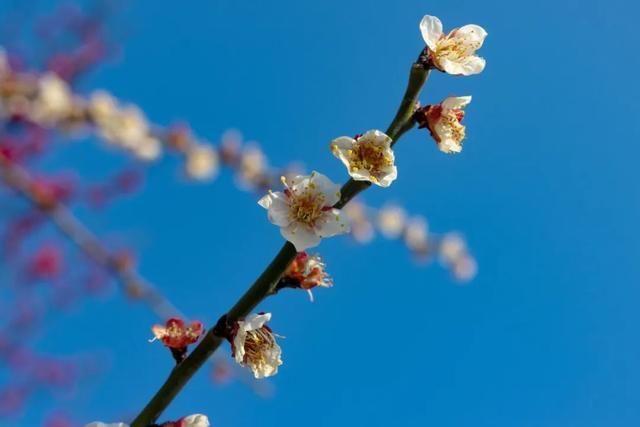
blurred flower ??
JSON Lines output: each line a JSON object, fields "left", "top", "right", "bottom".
{"left": 238, "top": 143, "right": 268, "bottom": 188}
{"left": 330, "top": 130, "right": 397, "bottom": 187}
{"left": 89, "top": 91, "right": 161, "bottom": 161}
{"left": 258, "top": 171, "right": 349, "bottom": 251}
{"left": 344, "top": 201, "right": 375, "bottom": 243}
{"left": 184, "top": 144, "right": 219, "bottom": 181}
{"left": 152, "top": 318, "right": 204, "bottom": 362}
{"left": 280, "top": 252, "right": 332, "bottom": 300}
{"left": 404, "top": 216, "right": 429, "bottom": 256}
{"left": 452, "top": 254, "right": 477, "bottom": 282}
{"left": 438, "top": 233, "right": 467, "bottom": 263}
{"left": 416, "top": 96, "right": 471, "bottom": 154}
{"left": 31, "top": 73, "right": 74, "bottom": 125}
{"left": 30, "top": 244, "right": 63, "bottom": 279}
{"left": 231, "top": 313, "right": 282, "bottom": 379}
{"left": 0, "top": 48, "right": 9, "bottom": 77}
{"left": 420, "top": 15, "right": 487, "bottom": 76}
{"left": 377, "top": 204, "right": 407, "bottom": 239}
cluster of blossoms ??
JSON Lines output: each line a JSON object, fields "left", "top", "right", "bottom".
{"left": 345, "top": 202, "right": 477, "bottom": 281}
{"left": 0, "top": 49, "right": 218, "bottom": 178}
{"left": 85, "top": 413, "right": 209, "bottom": 427}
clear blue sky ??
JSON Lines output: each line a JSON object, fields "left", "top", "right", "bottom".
{"left": 8, "top": 0, "right": 640, "bottom": 426}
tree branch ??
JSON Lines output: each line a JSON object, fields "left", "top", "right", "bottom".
{"left": 130, "top": 62, "right": 430, "bottom": 427}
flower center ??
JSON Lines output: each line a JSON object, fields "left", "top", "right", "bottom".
{"left": 288, "top": 188, "right": 327, "bottom": 226}
{"left": 442, "top": 110, "right": 466, "bottom": 142}
{"left": 434, "top": 35, "right": 479, "bottom": 63}
{"left": 243, "top": 328, "right": 276, "bottom": 366}
{"left": 347, "top": 139, "right": 393, "bottom": 178}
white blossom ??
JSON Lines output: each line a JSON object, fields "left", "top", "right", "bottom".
{"left": 421, "top": 96, "right": 472, "bottom": 154}
{"left": 377, "top": 204, "right": 407, "bottom": 239}
{"left": 330, "top": 130, "right": 397, "bottom": 187}
{"left": 31, "top": 73, "right": 74, "bottom": 125}
{"left": 404, "top": 216, "right": 429, "bottom": 253}
{"left": 420, "top": 15, "right": 487, "bottom": 76}
{"left": 185, "top": 144, "right": 219, "bottom": 181}
{"left": 232, "top": 313, "right": 282, "bottom": 379}
{"left": 180, "top": 414, "right": 210, "bottom": 427}
{"left": 258, "top": 171, "right": 350, "bottom": 251}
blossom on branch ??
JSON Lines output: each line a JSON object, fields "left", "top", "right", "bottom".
{"left": 258, "top": 171, "right": 350, "bottom": 251}
{"left": 278, "top": 251, "right": 332, "bottom": 300}
{"left": 415, "top": 96, "right": 472, "bottom": 154}
{"left": 420, "top": 15, "right": 487, "bottom": 76}
{"left": 229, "top": 313, "right": 283, "bottom": 379}
{"left": 151, "top": 318, "right": 204, "bottom": 362}
{"left": 330, "top": 130, "right": 397, "bottom": 187}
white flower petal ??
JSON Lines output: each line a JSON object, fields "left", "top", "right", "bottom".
{"left": 377, "top": 166, "right": 398, "bottom": 188}
{"left": 331, "top": 136, "right": 355, "bottom": 151}
{"left": 439, "top": 138, "right": 463, "bottom": 154}
{"left": 442, "top": 96, "right": 472, "bottom": 111}
{"left": 258, "top": 193, "right": 274, "bottom": 209}
{"left": 438, "top": 57, "right": 469, "bottom": 76}
{"left": 315, "top": 209, "right": 350, "bottom": 238}
{"left": 456, "top": 24, "right": 488, "bottom": 48}
{"left": 420, "top": 15, "right": 443, "bottom": 50}
{"left": 265, "top": 193, "right": 292, "bottom": 227}
{"left": 308, "top": 171, "right": 341, "bottom": 206}
{"left": 242, "top": 313, "right": 272, "bottom": 331}
{"left": 458, "top": 55, "right": 486, "bottom": 76}
{"left": 181, "top": 414, "right": 210, "bottom": 427}
{"left": 281, "top": 223, "right": 322, "bottom": 251}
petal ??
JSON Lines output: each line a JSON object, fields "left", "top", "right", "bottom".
{"left": 377, "top": 165, "right": 398, "bottom": 188}
{"left": 420, "top": 15, "right": 443, "bottom": 50}
{"left": 456, "top": 24, "right": 488, "bottom": 48}
{"left": 289, "top": 174, "right": 311, "bottom": 193}
{"left": 243, "top": 312, "right": 272, "bottom": 331}
{"left": 257, "top": 193, "right": 274, "bottom": 209}
{"left": 281, "top": 223, "right": 322, "bottom": 251}
{"left": 265, "top": 193, "right": 291, "bottom": 227}
{"left": 309, "top": 171, "right": 341, "bottom": 206}
{"left": 349, "top": 168, "right": 372, "bottom": 182}
{"left": 439, "top": 138, "right": 463, "bottom": 154}
{"left": 438, "top": 57, "right": 468, "bottom": 76}
{"left": 315, "top": 209, "right": 350, "bottom": 238}
{"left": 330, "top": 136, "right": 355, "bottom": 151}
{"left": 233, "top": 328, "right": 247, "bottom": 363}
{"left": 362, "top": 129, "right": 392, "bottom": 147}
{"left": 181, "top": 414, "right": 210, "bottom": 427}
{"left": 442, "top": 96, "right": 472, "bottom": 111}
{"left": 458, "top": 55, "right": 486, "bottom": 76}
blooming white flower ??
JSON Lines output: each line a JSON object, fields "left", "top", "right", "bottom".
{"left": 185, "top": 144, "right": 219, "bottom": 180}
{"left": 258, "top": 171, "right": 350, "bottom": 251}
{"left": 31, "top": 73, "right": 74, "bottom": 125}
{"left": 418, "top": 96, "right": 472, "bottom": 154}
{"left": 330, "top": 130, "right": 397, "bottom": 187}
{"left": 232, "top": 313, "right": 282, "bottom": 379}
{"left": 180, "top": 414, "right": 210, "bottom": 427}
{"left": 420, "top": 15, "right": 487, "bottom": 76}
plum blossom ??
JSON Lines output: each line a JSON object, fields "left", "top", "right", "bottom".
{"left": 258, "top": 171, "right": 350, "bottom": 251}
{"left": 416, "top": 96, "right": 472, "bottom": 154}
{"left": 151, "top": 318, "right": 204, "bottom": 362}
{"left": 420, "top": 15, "right": 487, "bottom": 76}
{"left": 330, "top": 130, "right": 397, "bottom": 187}
{"left": 184, "top": 144, "right": 219, "bottom": 181}
{"left": 31, "top": 73, "right": 74, "bottom": 125}
{"left": 231, "top": 313, "right": 282, "bottom": 379}
{"left": 279, "top": 252, "right": 332, "bottom": 300}
{"left": 377, "top": 204, "right": 407, "bottom": 239}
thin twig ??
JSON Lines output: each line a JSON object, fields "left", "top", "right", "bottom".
{"left": 131, "top": 62, "right": 430, "bottom": 427}
{"left": 0, "top": 155, "right": 183, "bottom": 320}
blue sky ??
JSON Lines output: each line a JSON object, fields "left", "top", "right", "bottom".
{"left": 5, "top": 0, "right": 640, "bottom": 426}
